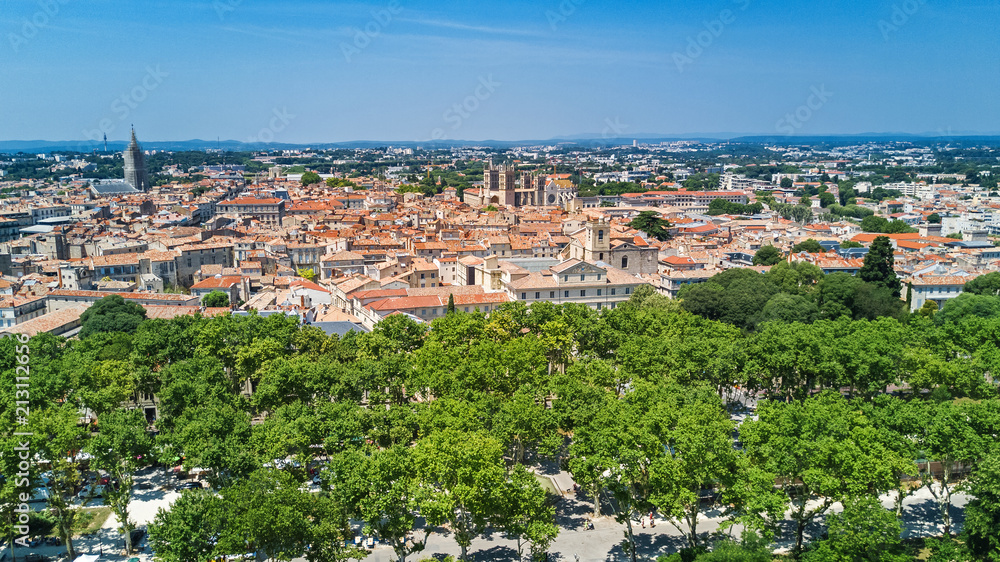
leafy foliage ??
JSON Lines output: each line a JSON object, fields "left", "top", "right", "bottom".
{"left": 79, "top": 294, "right": 147, "bottom": 339}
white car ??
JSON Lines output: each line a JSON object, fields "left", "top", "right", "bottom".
{"left": 28, "top": 488, "right": 49, "bottom": 502}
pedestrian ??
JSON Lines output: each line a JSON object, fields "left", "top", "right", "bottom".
{"left": 650, "top": 512, "right": 655, "bottom": 527}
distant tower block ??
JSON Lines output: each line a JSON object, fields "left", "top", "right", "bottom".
{"left": 123, "top": 127, "right": 150, "bottom": 192}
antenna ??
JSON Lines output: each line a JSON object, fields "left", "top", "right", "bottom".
{"left": 103, "top": 133, "right": 108, "bottom": 153}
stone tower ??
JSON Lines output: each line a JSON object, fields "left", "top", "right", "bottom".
{"left": 585, "top": 217, "right": 611, "bottom": 262}
{"left": 123, "top": 128, "right": 149, "bottom": 192}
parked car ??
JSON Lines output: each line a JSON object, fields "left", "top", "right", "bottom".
{"left": 27, "top": 487, "right": 49, "bottom": 503}
{"left": 78, "top": 484, "right": 105, "bottom": 499}
{"left": 178, "top": 481, "right": 203, "bottom": 490}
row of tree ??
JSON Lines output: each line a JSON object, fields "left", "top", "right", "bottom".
{"left": 3, "top": 283, "right": 1000, "bottom": 561}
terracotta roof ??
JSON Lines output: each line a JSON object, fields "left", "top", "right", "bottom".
{"left": 190, "top": 276, "right": 243, "bottom": 290}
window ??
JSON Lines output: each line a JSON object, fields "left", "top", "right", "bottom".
{"left": 420, "top": 273, "right": 425, "bottom": 279}
{"left": 550, "top": 291, "right": 555, "bottom": 298}
{"left": 564, "top": 291, "right": 569, "bottom": 298}
{"left": 580, "top": 274, "right": 585, "bottom": 281}
{"left": 621, "top": 256, "right": 629, "bottom": 269}
{"left": 465, "top": 307, "right": 470, "bottom": 312}
{"left": 564, "top": 275, "right": 568, "bottom": 282}
{"left": 611, "top": 288, "right": 616, "bottom": 295}
{"left": 597, "top": 289, "right": 602, "bottom": 296}
{"left": 521, "top": 293, "right": 527, "bottom": 300}
{"left": 580, "top": 290, "right": 586, "bottom": 297}
{"left": 535, "top": 292, "right": 540, "bottom": 299}
{"left": 598, "top": 230, "right": 604, "bottom": 242}
{"left": 597, "top": 274, "right": 602, "bottom": 281}
{"left": 625, "top": 287, "right": 631, "bottom": 295}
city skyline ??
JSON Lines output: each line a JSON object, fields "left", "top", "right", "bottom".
{"left": 2, "top": 0, "right": 999, "bottom": 144}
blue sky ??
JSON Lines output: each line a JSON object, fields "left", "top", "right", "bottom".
{"left": 1, "top": 0, "right": 998, "bottom": 142}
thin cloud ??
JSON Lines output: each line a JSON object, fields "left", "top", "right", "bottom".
{"left": 396, "top": 16, "right": 544, "bottom": 37}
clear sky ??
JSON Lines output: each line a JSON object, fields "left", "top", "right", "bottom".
{"left": 2, "top": 0, "right": 998, "bottom": 143}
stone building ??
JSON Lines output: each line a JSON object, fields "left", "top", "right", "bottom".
{"left": 123, "top": 128, "right": 150, "bottom": 192}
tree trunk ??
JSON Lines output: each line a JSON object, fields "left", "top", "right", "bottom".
{"left": 941, "top": 464, "right": 953, "bottom": 536}
{"left": 795, "top": 520, "right": 806, "bottom": 556}
{"left": 591, "top": 483, "right": 602, "bottom": 517}
{"left": 624, "top": 517, "right": 637, "bottom": 562}
{"left": 686, "top": 506, "right": 699, "bottom": 548}
{"left": 460, "top": 544, "right": 468, "bottom": 562}
{"left": 793, "top": 496, "right": 808, "bottom": 555}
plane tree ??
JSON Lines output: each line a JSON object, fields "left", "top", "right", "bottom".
{"left": 739, "top": 391, "right": 910, "bottom": 554}
{"left": 87, "top": 408, "right": 154, "bottom": 553}
{"left": 648, "top": 386, "right": 739, "bottom": 549}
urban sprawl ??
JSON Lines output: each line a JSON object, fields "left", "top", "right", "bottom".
{"left": 2, "top": 135, "right": 1000, "bottom": 562}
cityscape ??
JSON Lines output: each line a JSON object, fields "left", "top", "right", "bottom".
{"left": 3, "top": 2, "right": 1000, "bottom": 562}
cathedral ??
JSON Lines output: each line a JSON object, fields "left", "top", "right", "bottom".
{"left": 462, "top": 161, "right": 577, "bottom": 208}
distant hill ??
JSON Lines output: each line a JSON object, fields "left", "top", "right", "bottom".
{"left": 3, "top": 133, "right": 1000, "bottom": 154}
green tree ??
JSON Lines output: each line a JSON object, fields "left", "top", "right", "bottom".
{"left": 859, "top": 236, "right": 901, "bottom": 298}
{"left": 752, "top": 245, "right": 782, "bottom": 266}
{"left": 963, "top": 453, "right": 1000, "bottom": 561}
{"left": 802, "top": 496, "right": 907, "bottom": 562}
{"left": 201, "top": 290, "right": 230, "bottom": 308}
{"left": 915, "top": 400, "right": 996, "bottom": 537}
{"left": 215, "top": 469, "right": 315, "bottom": 561}
{"left": 33, "top": 404, "right": 91, "bottom": 559}
{"left": 79, "top": 294, "right": 147, "bottom": 339}
{"left": 935, "top": 293, "right": 1000, "bottom": 324}
{"left": 413, "top": 431, "right": 510, "bottom": 561}
{"left": 148, "top": 490, "right": 226, "bottom": 562}
{"left": 498, "top": 465, "right": 559, "bottom": 561}
{"left": 781, "top": 177, "right": 794, "bottom": 188}
{"left": 964, "top": 272, "right": 1000, "bottom": 296}
{"left": 447, "top": 293, "right": 456, "bottom": 314}
{"left": 87, "top": 408, "right": 154, "bottom": 553}
{"left": 301, "top": 171, "right": 321, "bottom": 185}
{"left": 917, "top": 299, "right": 939, "bottom": 318}
{"left": 860, "top": 215, "right": 890, "bottom": 233}
{"left": 928, "top": 213, "right": 942, "bottom": 223}
{"left": 648, "top": 388, "right": 738, "bottom": 548}
{"left": 818, "top": 192, "right": 836, "bottom": 208}
{"left": 569, "top": 394, "right": 656, "bottom": 562}
{"left": 629, "top": 210, "right": 673, "bottom": 241}
{"left": 758, "top": 293, "right": 819, "bottom": 324}
{"left": 840, "top": 240, "right": 863, "bottom": 249}
{"left": 791, "top": 239, "right": 825, "bottom": 253}
{"left": 336, "top": 447, "right": 428, "bottom": 562}
{"left": 297, "top": 267, "right": 317, "bottom": 282}
{"left": 739, "top": 392, "right": 909, "bottom": 554}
